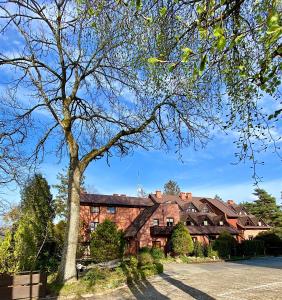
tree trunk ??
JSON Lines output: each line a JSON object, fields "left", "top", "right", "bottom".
{"left": 57, "top": 163, "right": 81, "bottom": 282}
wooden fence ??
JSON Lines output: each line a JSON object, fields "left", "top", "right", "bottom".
{"left": 0, "top": 272, "right": 46, "bottom": 300}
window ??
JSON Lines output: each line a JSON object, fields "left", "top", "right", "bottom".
{"left": 166, "top": 217, "right": 174, "bottom": 226}
{"left": 192, "top": 237, "right": 197, "bottom": 243}
{"left": 152, "top": 241, "right": 161, "bottom": 248}
{"left": 90, "top": 206, "right": 99, "bottom": 213}
{"left": 202, "top": 206, "right": 209, "bottom": 213}
{"left": 187, "top": 204, "right": 197, "bottom": 212}
{"left": 203, "top": 220, "right": 208, "bottom": 226}
{"left": 89, "top": 221, "right": 99, "bottom": 231}
{"left": 248, "top": 235, "right": 254, "bottom": 240}
{"left": 152, "top": 219, "right": 159, "bottom": 226}
{"left": 219, "top": 221, "right": 224, "bottom": 226}
{"left": 258, "top": 221, "right": 262, "bottom": 226}
{"left": 107, "top": 206, "right": 116, "bottom": 214}
{"left": 186, "top": 220, "right": 194, "bottom": 226}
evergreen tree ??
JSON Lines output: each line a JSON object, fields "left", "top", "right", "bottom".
{"left": 171, "top": 222, "right": 194, "bottom": 255}
{"left": 243, "top": 188, "right": 282, "bottom": 228}
{"left": 0, "top": 174, "right": 55, "bottom": 272}
{"left": 164, "top": 180, "right": 181, "bottom": 196}
{"left": 90, "top": 219, "right": 124, "bottom": 262}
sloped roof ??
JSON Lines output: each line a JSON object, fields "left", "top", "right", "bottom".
{"left": 203, "top": 198, "right": 238, "bottom": 217}
{"left": 80, "top": 193, "right": 154, "bottom": 207}
{"left": 124, "top": 203, "right": 159, "bottom": 238}
{"left": 181, "top": 212, "right": 226, "bottom": 226}
{"left": 150, "top": 225, "right": 239, "bottom": 236}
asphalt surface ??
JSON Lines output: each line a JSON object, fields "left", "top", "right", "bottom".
{"left": 94, "top": 256, "right": 282, "bottom": 300}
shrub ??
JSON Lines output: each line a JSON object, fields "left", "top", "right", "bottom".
{"left": 128, "top": 256, "right": 138, "bottom": 269}
{"left": 193, "top": 241, "right": 204, "bottom": 257}
{"left": 205, "top": 244, "right": 219, "bottom": 258}
{"left": 90, "top": 219, "right": 124, "bottom": 262}
{"left": 83, "top": 267, "right": 110, "bottom": 286}
{"left": 241, "top": 240, "right": 265, "bottom": 256}
{"left": 138, "top": 252, "right": 154, "bottom": 266}
{"left": 171, "top": 222, "right": 194, "bottom": 255}
{"left": 151, "top": 248, "right": 165, "bottom": 260}
{"left": 212, "top": 231, "right": 237, "bottom": 258}
{"left": 139, "top": 247, "right": 151, "bottom": 253}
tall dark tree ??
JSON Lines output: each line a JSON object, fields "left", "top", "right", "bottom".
{"left": 0, "top": 0, "right": 280, "bottom": 282}
{"left": 164, "top": 180, "right": 181, "bottom": 195}
{"left": 243, "top": 188, "right": 282, "bottom": 228}
{"left": 0, "top": 174, "right": 55, "bottom": 272}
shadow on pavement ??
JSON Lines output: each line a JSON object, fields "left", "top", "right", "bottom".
{"left": 160, "top": 273, "right": 216, "bottom": 300}
{"left": 227, "top": 256, "right": 282, "bottom": 269}
{"left": 127, "top": 277, "right": 170, "bottom": 300}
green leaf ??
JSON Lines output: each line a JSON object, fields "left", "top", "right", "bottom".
{"left": 168, "top": 63, "right": 177, "bottom": 72}
{"left": 159, "top": 6, "right": 167, "bottom": 17}
{"left": 235, "top": 34, "right": 244, "bottom": 44}
{"left": 196, "top": 4, "right": 205, "bottom": 14}
{"left": 200, "top": 54, "right": 207, "bottom": 72}
{"left": 217, "top": 35, "right": 226, "bottom": 51}
{"left": 213, "top": 26, "right": 224, "bottom": 37}
{"left": 136, "top": 0, "right": 142, "bottom": 10}
{"left": 181, "top": 47, "right": 193, "bottom": 62}
{"left": 144, "top": 16, "right": 153, "bottom": 24}
{"left": 148, "top": 57, "right": 166, "bottom": 64}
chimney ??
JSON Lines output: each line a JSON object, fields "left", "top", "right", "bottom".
{"left": 186, "top": 192, "right": 192, "bottom": 200}
{"left": 179, "top": 192, "right": 186, "bottom": 200}
{"left": 227, "top": 200, "right": 234, "bottom": 205}
{"left": 155, "top": 190, "right": 162, "bottom": 199}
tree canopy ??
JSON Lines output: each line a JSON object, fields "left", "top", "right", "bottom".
{"left": 243, "top": 188, "right": 282, "bottom": 229}
{"left": 0, "top": 0, "right": 280, "bottom": 281}
{"left": 164, "top": 180, "right": 181, "bottom": 195}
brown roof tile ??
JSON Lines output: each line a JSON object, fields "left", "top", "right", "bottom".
{"left": 203, "top": 198, "right": 238, "bottom": 217}
{"left": 150, "top": 225, "right": 239, "bottom": 236}
{"left": 124, "top": 204, "right": 159, "bottom": 238}
{"left": 80, "top": 193, "right": 154, "bottom": 207}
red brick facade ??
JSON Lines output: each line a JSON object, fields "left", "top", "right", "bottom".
{"left": 80, "top": 191, "right": 270, "bottom": 254}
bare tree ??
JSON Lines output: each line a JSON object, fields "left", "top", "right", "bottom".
{"left": 0, "top": 0, "right": 280, "bottom": 282}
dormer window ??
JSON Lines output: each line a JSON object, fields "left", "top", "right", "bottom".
{"left": 186, "top": 220, "right": 194, "bottom": 226}
{"left": 219, "top": 221, "right": 224, "bottom": 226}
{"left": 167, "top": 217, "right": 174, "bottom": 226}
{"left": 246, "top": 220, "right": 251, "bottom": 226}
{"left": 258, "top": 221, "right": 262, "bottom": 226}
{"left": 203, "top": 220, "right": 208, "bottom": 226}
{"left": 202, "top": 206, "right": 209, "bottom": 213}
{"left": 187, "top": 204, "right": 197, "bottom": 212}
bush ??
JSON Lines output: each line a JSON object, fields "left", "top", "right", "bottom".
{"left": 241, "top": 240, "right": 265, "bottom": 256}
{"left": 83, "top": 267, "right": 110, "bottom": 286}
{"left": 139, "top": 247, "right": 151, "bottom": 253}
{"left": 193, "top": 241, "right": 204, "bottom": 257}
{"left": 212, "top": 231, "right": 237, "bottom": 258}
{"left": 90, "top": 219, "right": 124, "bottom": 262}
{"left": 138, "top": 252, "right": 154, "bottom": 266}
{"left": 205, "top": 244, "right": 218, "bottom": 258}
{"left": 128, "top": 255, "right": 138, "bottom": 269}
{"left": 151, "top": 248, "right": 165, "bottom": 260}
{"left": 171, "top": 222, "right": 194, "bottom": 255}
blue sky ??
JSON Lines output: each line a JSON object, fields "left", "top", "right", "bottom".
{"left": 3, "top": 126, "right": 282, "bottom": 207}
{"left": 0, "top": 5, "right": 281, "bottom": 208}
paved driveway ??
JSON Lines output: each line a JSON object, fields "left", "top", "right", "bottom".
{"left": 94, "top": 256, "right": 282, "bottom": 300}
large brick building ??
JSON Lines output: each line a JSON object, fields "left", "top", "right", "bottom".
{"left": 80, "top": 191, "right": 270, "bottom": 254}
